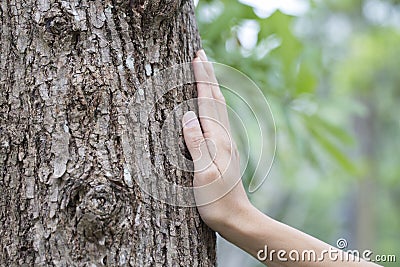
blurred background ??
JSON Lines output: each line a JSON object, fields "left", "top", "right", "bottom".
{"left": 194, "top": 0, "right": 400, "bottom": 266}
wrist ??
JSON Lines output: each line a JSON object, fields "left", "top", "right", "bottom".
{"left": 217, "top": 204, "right": 274, "bottom": 259}
{"left": 217, "top": 202, "right": 266, "bottom": 238}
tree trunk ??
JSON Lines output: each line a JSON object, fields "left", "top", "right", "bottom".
{"left": 0, "top": 0, "right": 216, "bottom": 266}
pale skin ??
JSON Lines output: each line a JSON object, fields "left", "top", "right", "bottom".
{"left": 182, "top": 50, "right": 382, "bottom": 267}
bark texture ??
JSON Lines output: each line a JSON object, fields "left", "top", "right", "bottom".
{"left": 0, "top": 0, "right": 216, "bottom": 266}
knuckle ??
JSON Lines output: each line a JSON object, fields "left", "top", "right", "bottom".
{"left": 202, "top": 130, "right": 213, "bottom": 140}
{"left": 207, "top": 165, "right": 220, "bottom": 178}
{"left": 198, "top": 96, "right": 212, "bottom": 107}
{"left": 219, "top": 139, "right": 233, "bottom": 152}
{"left": 197, "top": 165, "right": 220, "bottom": 182}
{"left": 187, "top": 134, "right": 204, "bottom": 149}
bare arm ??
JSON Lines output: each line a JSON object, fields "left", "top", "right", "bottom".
{"left": 182, "top": 50, "right": 381, "bottom": 267}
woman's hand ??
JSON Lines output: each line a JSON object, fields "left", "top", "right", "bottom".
{"left": 182, "top": 50, "right": 382, "bottom": 267}
{"left": 182, "top": 50, "right": 252, "bottom": 233}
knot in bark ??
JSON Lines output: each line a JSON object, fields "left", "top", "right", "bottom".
{"left": 125, "top": 0, "right": 186, "bottom": 24}
{"left": 80, "top": 184, "right": 119, "bottom": 220}
{"left": 45, "top": 16, "right": 71, "bottom": 35}
{"left": 75, "top": 182, "right": 126, "bottom": 243}
{"left": 39, "top": 8, "right": 80, "bottom": 48}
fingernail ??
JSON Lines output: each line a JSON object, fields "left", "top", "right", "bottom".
{"left": 183, "top": 111, "right": 200, "bottom": 128}
{"left": 197, "top": 49, "right": 208, "bottom": 61}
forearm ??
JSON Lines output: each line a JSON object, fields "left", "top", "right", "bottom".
{"left": 217, "top": 204, "right": 381, "bottom": 267}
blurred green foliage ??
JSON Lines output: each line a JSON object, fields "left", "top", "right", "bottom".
{"left": 196, "top": 0, "right": 400, "bottom": 266}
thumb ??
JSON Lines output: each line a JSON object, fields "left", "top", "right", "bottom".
{"left": 182, "top": 111, "right": 212, "bottom": 172}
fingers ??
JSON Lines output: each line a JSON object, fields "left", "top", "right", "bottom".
{"left": 194, "top": 50, "right": 231, "bottom": 134}
{"left": 193, "top": 57, "right": 220, "bottom": 138}
{"left": 182, "top": 111, "right": 213, "bottom": 172}
{"left": 197, "top": 50, "right": 218, "bottom": 84}
{"left": 193, "top": 50, "right": 235, "bottom": 176}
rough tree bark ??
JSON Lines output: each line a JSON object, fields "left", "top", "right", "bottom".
{"left": 0, "top": 0, "right": 216, "bottom": 266}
